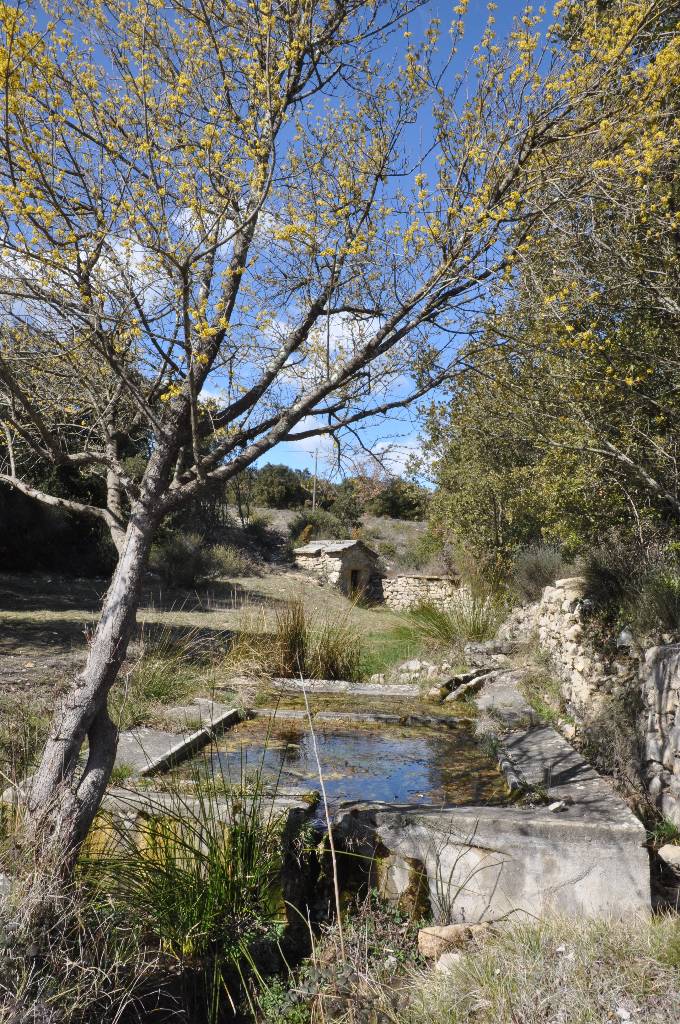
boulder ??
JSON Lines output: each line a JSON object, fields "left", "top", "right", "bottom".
{"left": 658, "top": 844, "right": 680, "bottom": 870}
{"left": 417, "top": 922, "right": 490, "bottom": 958}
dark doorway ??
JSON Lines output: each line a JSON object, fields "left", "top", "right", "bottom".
{"left": 350, "top": 569, "right": 360, "bottom": 593}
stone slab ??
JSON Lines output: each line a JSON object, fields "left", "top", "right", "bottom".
{"left": 335, "top": 801, "right": 650, "bottom": 923}
{"left": 270, "top": 678, "right": 421, "bottom": 698}
{"left": 500, "top": 725, "right": 639, "bottom": 826}
{"left": 116, "top": 707, "right": 241, "bottom": 776}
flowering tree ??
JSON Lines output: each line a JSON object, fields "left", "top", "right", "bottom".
{"left": 0, "top": 0, "right": 649, "bottom": 878}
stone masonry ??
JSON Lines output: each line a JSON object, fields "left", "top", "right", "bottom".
{"left": 382, "top": 575, "right": 460, "bottom": 612}
{"left": 500, "top": 577, "right": 680, "bottom": 826}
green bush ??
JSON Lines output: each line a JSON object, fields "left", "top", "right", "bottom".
{"left": 288, "top": 509, "right": 349, "bottom": 545}
{"left": 253, "top": 463, "right": 307, "bottom": 508}
{"left": 513, "top": 543, "right": 569, "bottom": 602}
{"left": 150, "top": 531, "right": 210, "bottom": 587}
{"left": 209, "top": 543, "right": 258, "bottom": 577}
{"left": 637, "top": 568, "right": 680, "bottom": 634}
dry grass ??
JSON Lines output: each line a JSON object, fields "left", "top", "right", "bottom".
{"left": 225, "top": 599, "right": 363, "bottom": 681}
{"left": 409, "top": 914, "right": 680, "bottom": 1024}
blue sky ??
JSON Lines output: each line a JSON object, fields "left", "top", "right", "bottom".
{"left": 260, "top": 0, "right": 527, "bottom": 482}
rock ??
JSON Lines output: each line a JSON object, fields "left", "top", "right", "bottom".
{"left": 427, "top": 686, "right": 444, "bottom": 702}
{"left": 0, "top": 873, "right": 10, "bottom": 899}
{"left": 658, "top": 844, "right": 680, "bottom": 870}
{"left": 369, "top": 673, "right": 385, "bottom": 684}
{"left": 417, "top": 922, "right": 490, "bottom": 958}
{"left": 434, "top": 951, "right": 463, "bottom": 973}
{"left": 400, "top": 659, "right": 424, "bottom": 673}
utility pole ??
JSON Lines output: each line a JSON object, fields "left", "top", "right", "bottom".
{"left": 312, "top": 449, "right": 318, "bottom": 511}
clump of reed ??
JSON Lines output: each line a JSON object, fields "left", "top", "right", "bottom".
{"left": 226, "top": 599, "right": 363, "bottom": 681}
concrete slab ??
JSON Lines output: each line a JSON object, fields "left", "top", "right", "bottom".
{"left": 116, "top": 707, "right": 241, "bottom": 776}
{"left": 474, "top": 671, "right": 538, "bottom": 727}
{"left": 115, "top": 727, "right": 180, "bottom": 773}
{"left": 335, "top": 801, "right": 650, "bottom": 923}
{"left": 500, "top": 726, "right": 638, "bottom": 826}
{"left": 161, "top": 699, "right": 238, "bottom": 730}
{"left": 103, "top": 785, "right": 314, "bottom": 822}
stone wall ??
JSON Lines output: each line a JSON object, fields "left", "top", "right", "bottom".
{"left": 382, "top": 575, "right": 460, "bottom": 612}
{"left": 500, "top": 576, "right": 680, "bottom": 826}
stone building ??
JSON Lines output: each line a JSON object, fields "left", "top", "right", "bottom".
{"left": 294, "top": 539, "right": 381, "bottom": 597}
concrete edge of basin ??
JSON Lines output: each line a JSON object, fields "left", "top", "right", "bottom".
{"left": 137, "top": 707, "right": 242, "bottom": 776}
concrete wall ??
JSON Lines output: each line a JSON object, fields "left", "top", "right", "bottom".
{"left": 335, "top": 803, "right": 650, "bottom": 923}
{"left": 383, "top": 575, "right": 460, "bottom": 612}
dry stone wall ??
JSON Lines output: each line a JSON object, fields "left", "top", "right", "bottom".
{"left": 382, "top": 575, "right": 460, "bottom": 612}
{"left": 501, "top": 576, "right": 680, "bottom": 826}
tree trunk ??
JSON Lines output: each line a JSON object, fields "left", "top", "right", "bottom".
{"left": 23, "top": 508, "right": 155, "bottom": 879}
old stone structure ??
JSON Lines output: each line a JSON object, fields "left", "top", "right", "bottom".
{"left": 294, "top": 539, "right": 381, "bottom": 597}
{"left": 500, "top": 576, "right": 680, "bottom": 826}
{"left": 382, "top": 575, "right": 460, "bottom": 612}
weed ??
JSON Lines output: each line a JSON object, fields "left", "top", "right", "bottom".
{"left": 112, "top": 624, "right": 218, "bottom": 730}
{"left": 0, "top": 697, "right": 48, "bottom": 790}
{"left": 520, "top": 668, "right": 566, "bottom": 727}
{"left": 359, "top": 624, "right": 424, "bottom": 678}
{"left": 647, "top": 816, "right": 680, "bottom": 847}
{"left": 226, "top": 600, "right": 364, "bottom": 682}
{"left": 83, "top": 766, "right": 285, "bottom": 1022}
{"left": 109, "top": 762, "right": 136, "bottom": 785}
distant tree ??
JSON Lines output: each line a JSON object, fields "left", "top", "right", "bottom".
{"left": 252, "top": 464, "right": 307, "bottom": 509}
{"left": 0, "top": 0, "right": 653, "bottom": 890}
{"left": 367, "top": 477, "right": 429, "bottom": 521}
{"left": 330, "top": 479, "right": 364, "bottom": 525}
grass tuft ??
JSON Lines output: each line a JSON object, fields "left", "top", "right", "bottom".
{"left": 410, "top": 592, "right": 505, "bottom": 646}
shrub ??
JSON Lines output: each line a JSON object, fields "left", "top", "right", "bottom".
{"left": 636, "top": 567, "right": 680, "bottom": 634}
{"left": 410, "top": 591, "right": 505, "bottom": 646}
{"left": 513, "top": 543, "right": 569, "bottom": 602}
{"left": 150, "top": 531, "right": 210, "bottom": 587}
{"left": 209, "top": 543, "right": 258, "bottom": 577}
{"left": 288, "top": 510, "right": 349, "bottom": 545}
{"left": 580, "top": 534, "right": 651, "bottom": 609}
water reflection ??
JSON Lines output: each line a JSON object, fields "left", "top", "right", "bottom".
{"left": 189, "top": 719, "right": 507, "bottom": 808}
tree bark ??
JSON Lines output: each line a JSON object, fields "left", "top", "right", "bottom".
{"left": 23, "top": 507, "right": 155, "bottom": 875}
